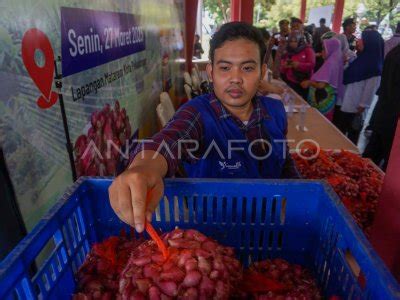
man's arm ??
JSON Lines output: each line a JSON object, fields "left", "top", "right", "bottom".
{"left": 109, "top": 104, "right": 202, "bottom": 232}
{"left": 109, "top": 151, "right": 167, "bottom": 233}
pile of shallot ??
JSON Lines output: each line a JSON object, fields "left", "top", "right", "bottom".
{"left": 73, "top": 234, "right": 141, "bottom": 299}
{"left": 292, "top": 148, "right": 384, "bottom": 236}
{"left": 74, "top": 101, "right": 132, "bottom": 177}
{"left": 74, "top": 229, "right": 324, "bottom": 299}
{"left": 119, "top": 228, "right": 242, "bottom": 299}
{"left": 247, "top": 258, "right": 321, "bottom": 299}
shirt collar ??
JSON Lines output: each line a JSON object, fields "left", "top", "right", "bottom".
{"left": 208, "top": 93, "right": 270, "bottom": 127}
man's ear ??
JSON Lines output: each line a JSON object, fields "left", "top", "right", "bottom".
{"left": 206, "top": 63, "right": 213, "bottom": 82}
{"left": 260, "top": 63, "right": 267, "bottom": 80}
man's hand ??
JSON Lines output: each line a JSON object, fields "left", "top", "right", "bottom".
{"left": 108, "top": 151, "right": 168, "bottom": 232}
{"left": 300, "top": 80, "right": 310, "bottom": 89}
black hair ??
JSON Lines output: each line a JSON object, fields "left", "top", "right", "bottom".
{"left": 305, "top": 24, "right": 315, "bottom": 35}
{"left": 291, "top": 17, "right": 303, "bottom": 25}
{"left": 279, "top": 19, "right": 289, "bottom": 26}
{"left": 342, "top": 18, "right": 355, "bottom": 29}
{"left": 259, "top": 27, "right": 271, "bottom": 41}
{"left": 320, "top": 18, "right": 326, "bottom": 24}
{"left": 209, "top": 22, "right": 266, "bottom": 65}
{"left": 396, "top": 22, "right": 400, "bottom": 33}
{"left": 365, "top": 25, "right": 377, "bottom": 31}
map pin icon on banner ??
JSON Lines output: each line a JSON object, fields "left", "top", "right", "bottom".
{"left": 21, "top": 28, "right": 58, "bottom": 109}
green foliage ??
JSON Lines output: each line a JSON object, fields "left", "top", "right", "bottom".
{"left": 248, "top": 0, "right": 398, "bottom": 30}
{"left": 263, "top": 0, "right": 300, "bottom": 29}
{"left": 204, "top": 0, "right": 277, "bottom": 26}
{"left": 203, "top": 0, "right": 230, "bottom": 24}
{"left": 361, "top": 0, "right": 399, "bottom": 26}
{"left": 254, "top": 0, "right": 276, "bottom": 27}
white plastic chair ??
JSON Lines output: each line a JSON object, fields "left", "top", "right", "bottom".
{"left": 160, "top": 92, "right": 175, "bottom": 118}
{"left": 184, "top": 84, "right": 193, "bottom": 100}
{"left": 191, "top": 67, "right": 201, "bottom": 91}
{"left": 156, "top": 104, "right": 168, "bottom": 128}
{"left": 183, "top": 72, "right": 192, "bottom": 86}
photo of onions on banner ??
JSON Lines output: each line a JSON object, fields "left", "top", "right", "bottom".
{"left": 74, "top": 100, "right": 132, "bottom": 177}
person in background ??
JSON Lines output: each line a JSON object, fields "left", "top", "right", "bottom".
{"left": 384, "top": 22, "right": 400, "bottom": 57}
{"left": 363, "top": 45, "right": 400, "bottom": 171}
{"left": 301, "top": 38, "right": 344, "bottom": 120}
{"left": 291, "top": 17, "right": 312, "bottom": 45}
{"left": 280, "top": 31, "right": 316, "bottom": 99}
{"left": 304, "top": 24, "right": 315, "bottom": 37}
{"left": 341, "top": 18, "right": 357, "bottom": 52}
{"left": 321, "top": 31, "right": 356, "bottom": 69}
{"left": 109, "top": 22, "right": 299, "bottom": 232}
{"left": 268, "top": 19, "right": 290, "bottom": 79}
{"left": 193, "top": 34, "right": 204, "bottom": 59}
{"left": 333, "top": 30, "right": 384, "bottom": 144}
{"left": 313, "top": 18, "right": 330, "bottom": 48}
{"left": 269, "top": 19, "right": 290, "bottom": 60}
{"left": 321, "top": 30, "right": 336, "bottom": 40}
{"left": 330, "top": 32, "right": 357, "bottom": 69}
{"left": 365, "top": 24, "right": 378, "bottom": 31}
{"left": 259, "top": 28, "right": 273, "bottom": 69}
{"left": 313, "top": 18, "right": 331, "bottom": 71}
{"left": 260, "top": 27, "right": 271, "bottom": 44}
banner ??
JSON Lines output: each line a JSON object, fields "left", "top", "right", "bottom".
{"left": 0, "top": 0, "right": 184, "bottom": 230}
{"left": 307, "top": 5, "right": 334, "bottom": 27}
{"left": 61, "top": 7, "right": 146, "bottom": 77}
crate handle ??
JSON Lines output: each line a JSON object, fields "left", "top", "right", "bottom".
{"left": 344, "top": 249, "right": 360, "bottom": 277}
{"left": 344, "top": 249, "right": 368, "bottom": 290}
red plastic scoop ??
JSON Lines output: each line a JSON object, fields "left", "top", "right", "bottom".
{"left": 145, "top": 189, "right": 169, "bottom": 260}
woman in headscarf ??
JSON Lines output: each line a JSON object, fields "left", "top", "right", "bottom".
{"left": 300, "top": 38, "right": 344, "bottom": 120}
{"left": 363, "top": 45, "right": 400, "bottom": 170}
{"left": 333, "top": 30, "right": 384, "bottom": 144}
{"left": 321, "top": 31, "right": 356, "bottom": 69}
{"left": 332, "top": 33, "right": 357, "bottom": 69}
{"left": 280, "top": 31, "right": 316, "bottom": 99}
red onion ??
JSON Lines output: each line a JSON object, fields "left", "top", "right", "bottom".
{"left": 75, "top": 231, "right": 325, "bottom": 299}
{"left": 248, "top": 258, "right": 322, "bottom": 299}
{"left": 119, "top": 229, "right": 242, "bottom": 299}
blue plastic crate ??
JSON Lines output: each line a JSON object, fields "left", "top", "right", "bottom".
{"left": 1, "top": 178, "right": 399, "bottom": 299}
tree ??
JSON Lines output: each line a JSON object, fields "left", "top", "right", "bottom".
{"left": 264, "top": 0, "right": 300, "bottom": 29}
{"left": 254, "top": 0, "right": 277, "bottom": 27}
{"left": 204, "top": 0, "right": 399, "bottom": 32}
{"left": 203, "top": 0, "right": 230, "bottom": 25}
{"left": 203, "top": 0, "right": 277, "bottom": 26}
{"left": 361, "top": 0, "right": 399, "bottom": 26}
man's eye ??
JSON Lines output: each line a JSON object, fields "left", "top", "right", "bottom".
{"left": 243, "top": 66, "right": 255, "bottom": 72}
{"left": 220, "top": 66, "right": 230, "bottom": 71}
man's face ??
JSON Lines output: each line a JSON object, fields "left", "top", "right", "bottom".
{"left": 291, "top": 22, "right": 302, "bottom": 31}
{"left": 346, "top": 23, "right": 356, "bottom": 34}
{"left": 280, "top": 22, "right": 289, "bottom": 34}
{"left": 351, "top": 23, "right": 356, "bottom": 33}
{"left": 206, "top": 38, "right": 266, "bottom": 110}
